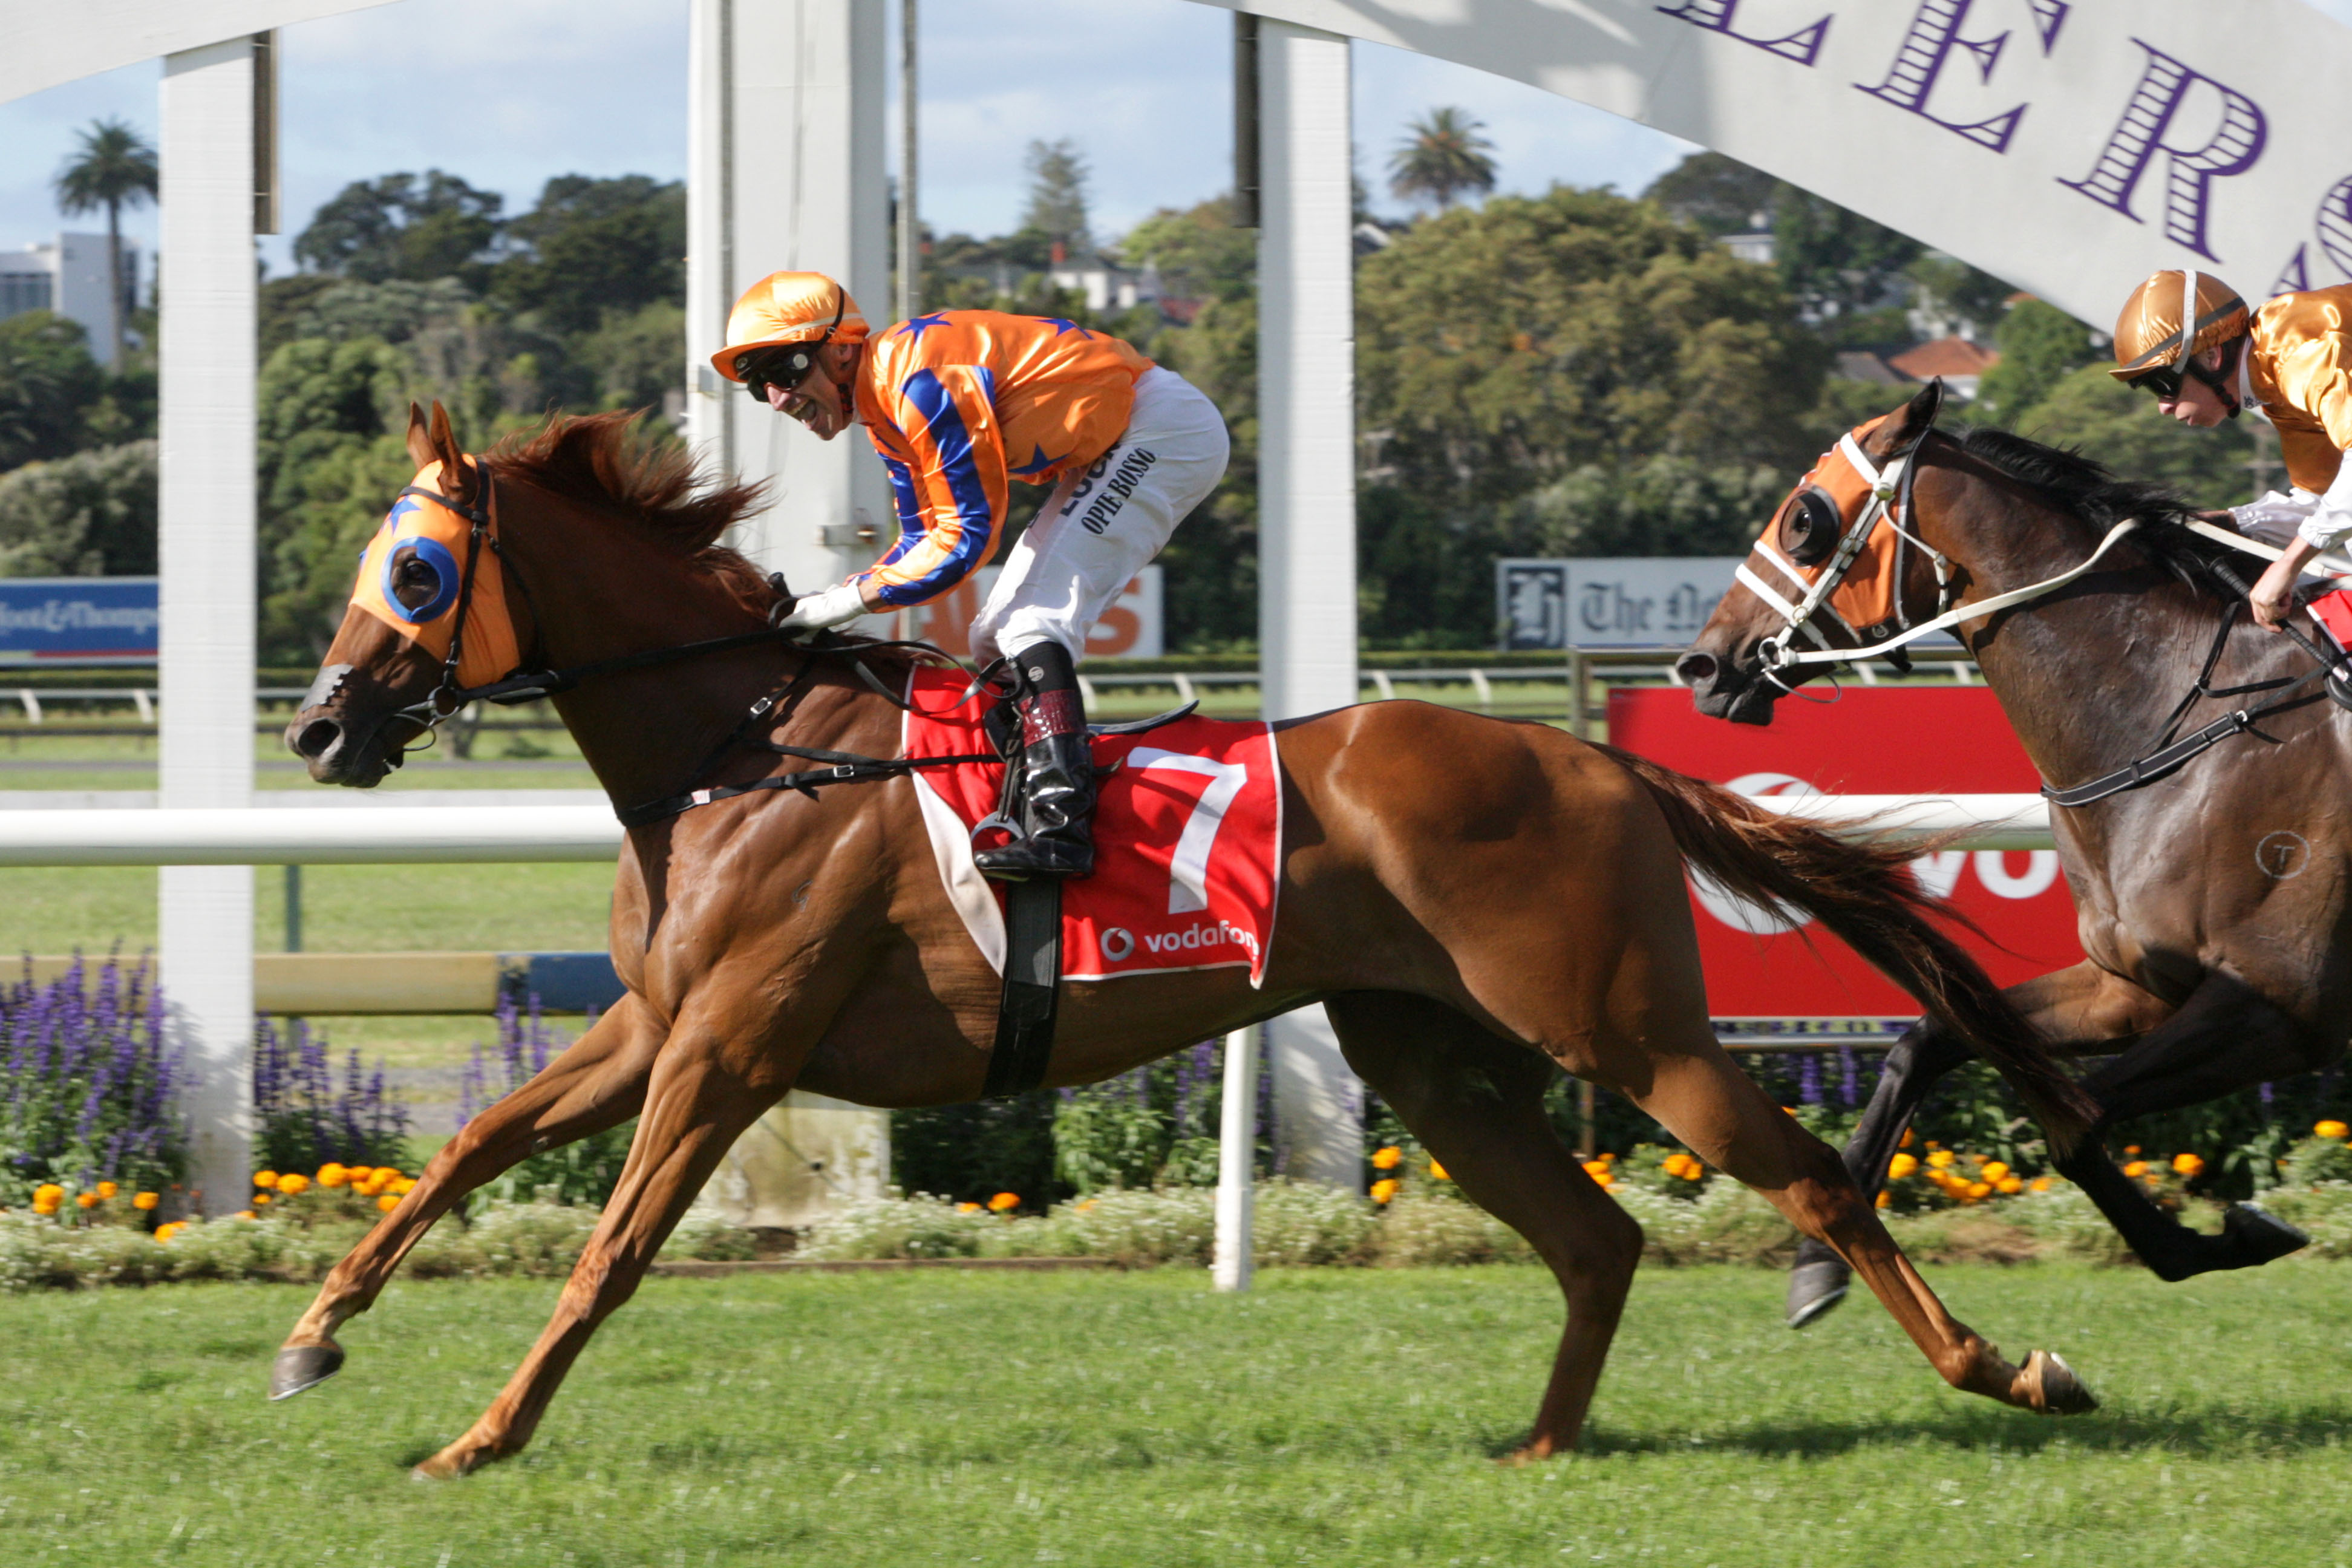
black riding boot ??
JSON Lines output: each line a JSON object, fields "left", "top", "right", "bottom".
{"left": 974, "top": 642, "right": 1096, "bottom": 881}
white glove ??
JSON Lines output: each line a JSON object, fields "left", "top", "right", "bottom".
{"left": 776, "top": 580, "right": 869, "bottom": 633}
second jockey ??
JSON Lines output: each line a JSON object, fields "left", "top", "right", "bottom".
{"left": 2109, "top": 268, "right": 2352, "bottom": 632}
{"left": 711, "top": 271, "right": 1230, "bottom": 882}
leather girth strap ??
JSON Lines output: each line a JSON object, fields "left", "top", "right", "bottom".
{"left": 982, "top": 878, "right": 1062, "bottom": 1098}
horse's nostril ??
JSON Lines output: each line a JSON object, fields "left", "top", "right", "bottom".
{"left": 1674, "top": 652, "right": 1718, "bottom": 685}
{"left": 294, "top": 719, "right": 342, "bottom": 760}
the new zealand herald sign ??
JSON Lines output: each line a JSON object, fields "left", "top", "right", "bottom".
{"left": 1206, "top": 0, "right": 2352, "bottom": 328}
{"left": 0, "top": 577, "right": 160, "bottom": 665}
{"left": 1497, "top": 558, "right": 1743, "bottom": 651}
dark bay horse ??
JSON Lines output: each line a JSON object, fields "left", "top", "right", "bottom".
{"left": 1679, "top": 382, "right": 2336, "bottom": 1327}
{"left": 274, "top": 403, "right": 2098, "bottom": 1478}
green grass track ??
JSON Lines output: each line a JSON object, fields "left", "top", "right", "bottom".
{"left": 2, "top": 1262, "right": 2347, "bottom": 1565}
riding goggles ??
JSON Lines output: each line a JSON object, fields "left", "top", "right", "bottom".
{"left": 735, "top": 293, "right": 847, "bottom": 405}
{"left": 348, "top": 459, "right": 522, "bottom": 688}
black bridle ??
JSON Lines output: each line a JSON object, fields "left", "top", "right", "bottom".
{"left": 376, "top": 457, "right": 1004, "bottom": 826}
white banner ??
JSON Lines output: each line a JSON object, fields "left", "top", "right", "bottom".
{"left": 1194, "top": 0, "right": 2352, "bottom": 328}
{"left": 1498, "top": 557, "right": 1742, "bottom": 650}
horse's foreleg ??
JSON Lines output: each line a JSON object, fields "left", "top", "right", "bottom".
{"left": 272, "top": 995, "right": 663, "bottom": 1398}
{"left": 1325, "top": 993, "right": 1640, "bottom": 1462}
{"left": 1788, "top": 961, "right": 2168, "bottom": 1327}
{"left": 412, "top": 1031, "right": 787, "bottom": 1479}
{"left": 2056, "top": 969, "right": 2327, "bottom": 1279}
{"left": 1627, "top": 1044, "right": 2094, "bottom": 1416}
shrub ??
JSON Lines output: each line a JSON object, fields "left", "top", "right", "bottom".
{"left": 0, "top": 956, "right": 183, "bottom": 1206}
{"left": 1371, "top": 1191, "right": 1530, "bottom": 1267}
{"left": 252, "top": 1016, "right": 410, "bottom": 1173}
{"left": 459, "top": 994, "right": 631, "bottom": 1209}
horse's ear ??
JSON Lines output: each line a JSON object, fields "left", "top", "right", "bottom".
{"left": 425, "top": 401, "right": 475, "bottom": 506}
{"left": 1869, "top": 379, "right": 1945, "bottom": 457}
{"left": 405, "top": 402, "right": 434, "bottom": 471}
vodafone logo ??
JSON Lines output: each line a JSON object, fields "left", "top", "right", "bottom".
{"left": 1690, "top": 774, "right": 1818, "bottom": 935}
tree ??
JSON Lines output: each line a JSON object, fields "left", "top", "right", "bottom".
{"left": 293, "top": 171, "right": 503, "bottom": 285}
{"left": 0, "top": 312, "right": 106, "bottom": 471}
{"left": 2014, "top": 364, "right": 2258, "bottom": 509}
{"left": 1119, "top": 195, "right": 1255, "bottom": 304}
{"left": 1975, "top": 298, "right": 2102, "bottom": 425}
{"left": 494, "top": 175, "right": 685, "bottom": 336}
{"left": 51, "top": 118, "right": 157, "bottom": 368}
{"left": 1642, "top": 150, "right": 1776, "bottom": 237}
{"left": 1020, "top": 140, "right": 1092, "bottom": 261}
{"left": 0, "top": 440, "right": 156, "bottom": 576}
{"left": 1388, "top": 108, "right": 1498, "bottom": 212}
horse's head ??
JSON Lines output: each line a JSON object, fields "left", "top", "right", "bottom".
{"left": 1677, "top": 381, "right": 1951, "bottom": 725}
{"left": 286, "top": 401, "right": 531, "bottom": 785}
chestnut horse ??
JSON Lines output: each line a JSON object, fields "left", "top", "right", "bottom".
{"left": 273, "top": 403, "right": 2097, "bottom": 1478}
{"left": 1680, "top": 383, "right": 2334, "bottom": 1328}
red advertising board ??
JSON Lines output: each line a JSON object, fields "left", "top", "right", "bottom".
{"left": 1607, "top": 687, "right": 2083, "bottom": 1015}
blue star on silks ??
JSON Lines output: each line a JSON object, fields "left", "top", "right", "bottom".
{"left": 895, "top": 312, "right": 953, "bottom": 341}
{"left": 1039, "top": 316, "right": 1092, "bottom": 338}
{"left": 1008, "top": 444, "right": 1065, "bottom": 478}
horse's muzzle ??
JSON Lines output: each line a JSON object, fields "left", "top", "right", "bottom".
{"left": 1675, "top": 647, "right": 1779, "bottom": 727}
{"left": 286, "top": 705, "right": 403, "bottom": 786}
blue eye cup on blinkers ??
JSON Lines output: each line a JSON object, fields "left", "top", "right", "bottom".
{"left": 380, "top": 532, "right": 462, "bottom": 624}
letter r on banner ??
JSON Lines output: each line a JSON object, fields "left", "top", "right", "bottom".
{"left": 2059, "top": 38, "right": 2267, "bottom": 261}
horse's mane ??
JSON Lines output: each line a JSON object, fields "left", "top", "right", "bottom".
{"left": 488, "top": 410, "right": 780, "bottom": 613}
{"left": 1946, "top": 423, "right": 2231, "bottom": 592}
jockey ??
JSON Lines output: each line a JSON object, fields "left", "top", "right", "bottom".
{"left": 712, "top": 270, "right": 1230, "bottom": 881}
{"left": 2110, "top": 269, "right": 2352, "bottom": 631}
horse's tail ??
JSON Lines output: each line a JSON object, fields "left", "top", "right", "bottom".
{"left": 1598, "top": 743, "right": 2095, "bottom": 1154}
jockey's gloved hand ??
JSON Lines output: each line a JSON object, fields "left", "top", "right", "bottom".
{"left": 776, "top": 580, "right": 869, "bottom": 633}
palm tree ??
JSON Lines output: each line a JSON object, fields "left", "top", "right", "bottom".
{"left": 53, "top": 119, "right": 158, "bottom": 368}
{"left": 1388, "top": 108, "right": 1498, "bottom": 213}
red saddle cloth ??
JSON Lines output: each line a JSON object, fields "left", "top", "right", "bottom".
{"left": 901, "top": 667, "right": 1281, "bottom": 983}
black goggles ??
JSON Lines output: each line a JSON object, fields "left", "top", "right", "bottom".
{"left": 2126, "top": 362, "right": 2189, "bottom": 400}
{"left": 736, "top": 343, "right": 824, "bottom": 405}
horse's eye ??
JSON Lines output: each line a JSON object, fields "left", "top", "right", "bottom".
{"left": 392, "top": 550, "right": 444, "bottom": 612}
{"left": 1783, "top": 489, "right": 1842, "bottom": 567}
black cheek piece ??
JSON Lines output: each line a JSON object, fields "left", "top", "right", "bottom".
{"left": 1782, "top": 487, "right": 1844, "bottom": 568}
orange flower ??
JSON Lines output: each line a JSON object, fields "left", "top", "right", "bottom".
{"left": 233, "top": 1210, "right": 256, "bottom": 1221}
{"left": 2171, "top": 1152, "right": 2204, "bottom": 1177}
{"left": 2030, "top": 1176, "right": 2053, "bottom": 1192}
{"left": 1888, "top": 1153, "right": 1919, "bottom": 1180}
{"left": 1900, "top": 1129, "right": 1915, "bottom": 1149}
{"left": 1581, "top": 1159, "right": 1611, "bottom": 1181}
{"left": 2317, "top": 1120, "right": 2350, "bottom": 1141}
{"left": 2123, "top": 1145, "right": 2140, "bottom": 1157}
{"left": 1926, "top": 1150, "right": 1956, "bottom": 1170}
{"left": 956, "top": 1201, "right": 981, "bottom": 1214}
{"left": 276, "top": 1173, "right": 310, "bottom": 1196}
{"left": 252, "top": 1171, "right": 278, "bottom": 1191}
{"left": 316, "top": 1164, "right": 348, "bottom": 1189}
{"left": 1370, "top": 1146, "right": 1403, "bottom": 1171}
{"left": 1428, "top": 1158, "right": 1450, "bottom": 1181}
{"left": 131, "top": 1192, "right": 158, "bottom": 1211}
{"left": 2122, "top": 1160, "right": 2148, "bottom": 1178}
{"left": 1966, "top": 1181, "right": 1993, "bottom": 1200}
{"left": 1875, "top": 1192, "right": 1891, "bottom": 1209}
{"left": 376, "top": 1194, "right": 399, "bottom": 1212}
{"left": 74, "top": 1192, "right": 98, "bottom": 1209}
{"left": 1996, "top": 1177, "right": 2024, "bottom": 1195}
{"left": 1979, "top": 1161, "right": 2010, "bottom": 1183}
{"left": 343, "top": 1166, "right": 373, "bottom": 1185}
{"left": 986, "top": 1192, "right": 1019, "bottom": 1212}
{"left": 253, "top": 1192, "right": 273, "bottom": 1205}
{"left": 153, "top": 1221, "right": 184, "bottom": 1242}
{"left": 393, "top": 1178, "right": 416, "bottom": 1195}
{"left": 32, "top": 1183, "right": 64, "bottom": 1208}
{"left": 95, "top": 1181, "right": 117, "bottom": 1200}
{"left": 1370, "top": 1178, "right": 1400, "bottom": 1204}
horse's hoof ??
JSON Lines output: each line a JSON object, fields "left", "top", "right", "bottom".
{"left": 269, "top": 1343, "right": 345, "bottom": 1401}
{"left": 2223, "top": 1201, "right": 2310, "bottom": 1267}
{"left": 1785, "top": 1258, "right": 1851, "bottom": 1329}
{"left": 2022, "top": 1350, "right": 2097, "bottom": 1416}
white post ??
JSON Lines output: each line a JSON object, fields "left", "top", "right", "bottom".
{"left": 897, "top": 0, "right": 919, "bottom": 322}
{"left": 1255, "top": 20, "right": 1355, "bottom": 724}
{"left": 158, "top": 38, "right": 258, "bottom": 1216}
{"left": 1212, "top": 1024, "right": 1259, "bottom": 1292}
{"left": 687, "top": 0, "right": 890, "bottom": 597}
{"left": 685, "top": 0, "right": 892, "bottom": 1221}
{"left": 1256, "top": 22, "right": 1363, "bottom": 1189}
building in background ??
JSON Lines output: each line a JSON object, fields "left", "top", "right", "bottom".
{"left": 0, "top": 234, "right": 139, "bottom": 367}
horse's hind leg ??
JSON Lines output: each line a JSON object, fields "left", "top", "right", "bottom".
{"left": 412, "top": 1026, "right": 786, "bottom": 1479}
{"left": 1324, "top": 992, "right": 1641, "bottom": 1460}
{"left": 272, "top": 995, "right": 664, "bottom": 1399}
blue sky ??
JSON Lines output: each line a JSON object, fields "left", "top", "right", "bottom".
{"left": 5, "top": 0, "right": 2351, "bottom": 282}
{"left": 0, "top": 0, "right": 1700, "bottom": 277}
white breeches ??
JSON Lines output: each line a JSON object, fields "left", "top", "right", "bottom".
{"left": 970, "top": 366, "right": 1229, "bottom": 665}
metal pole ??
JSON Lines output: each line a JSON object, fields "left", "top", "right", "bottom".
{"left": 1232, "top": 11, "right": 1259, "bottom": 229}
{"left": 897, "top": 0, "right": 918, "bottom": 321}
{"left": 159, "top": 38, "right": 259, "bottom": 1216}
{"left": 283, "top": 864, "right": 302, "bottom": 952}
{"left": 1212, "top": 1024, "right": 1259, "bottom": 1292}
{"left": 1577, "top": 1079, "right": 1596, "bottom": 1160}
{"left": 1566, "top": 648, "right": 1587, "bottom": 739}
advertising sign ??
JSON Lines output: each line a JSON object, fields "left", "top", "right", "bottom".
{"left": 0, "top": 577, "right": 160, "bottom": 665}
{"left": 1607, "top": 686, "right": 2082, "bottom": 1016}
{"left": 1498, "top": 558, "right": 1742, "bottom": 651}
{"left": 906, "top": 565, "right": 1162, "bottom": 660}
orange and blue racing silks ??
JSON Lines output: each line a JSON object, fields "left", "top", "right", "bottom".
{"left": 347, "top": 460, "right": 521, "bottom": 686}
{"left": 852, "top": 310, "right": 1154, "bottom": 607}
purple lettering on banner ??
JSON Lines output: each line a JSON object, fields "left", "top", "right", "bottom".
{"left": 2314, "top": 176, "right": 2352, "bottom": 283}
{"left": 2274, "top": 246, "right": 2313, "bottom": 296}
{"left": 2057, "top": 39, "right": 2267, "bottom": 262}
{"left": 1655, "top": 1, "right": 1832, "bottom": 67}
{"left": 1856, "top": 0, "right": 2027, "bottom": 154}
{"left": 2027, "top": 0, "right": 2068, "bottom": 54}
